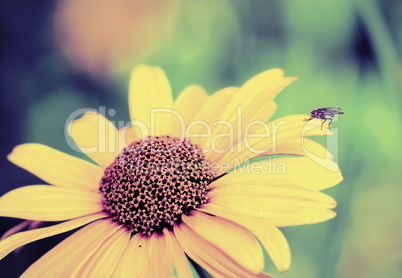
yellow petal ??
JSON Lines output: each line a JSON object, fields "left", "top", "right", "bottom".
{"left": 148, "top": 231, "right": 173, "bottom": 278}
{"left": 304, "top": 118, "right": 334, "bottom": 136}
{"left": 0, "top": 212, "right": 107, "bottom": 260}
{"left": 215, "top": 114, "right": 332, "bottom": 174}
{"left": 206, "top": 100, "right": 277, "bottom": 165}
{"left": 170, "top": 85, "right": 208, "bottom": 138}
{"left": 267, "top": 114, "right": 332, "bottom": 136}
{"left": 174, "top": 215, "right": 272, "bottom": 278}
{"left": 262, "top": 207, "right": 337, "bottom": 227}
{"left": 210, "top": 156, "right": 343, "bottom": 191}
{"left": 118, "top": 125, "right": 140, "bottom": 147}
{"left": 233, "top": 68, "right": 292, "bottom": 106}
{"left": 112, "top": 233, "right": 150, "bottom": 277}
{"left": 270, "top": 138, "right": 333, "bottom": 159}
{"left": 163, "top": 229, "right": 193, "bottom": 278}
{"left": 189, "top": 87, "right": 237, "bottom": 149}
{"left": 182, "top": 210, "right": 264, "bottom": 274}
{"left": 74, "top": 226, "right": 130, "bottom": 277}
{"left": 208, "top": 181, "right": 337, "bottom": 209}
{"left": 173, "top": 222, "right": 234, "bottom": 277}
{"left": 128, "top": 65, "right": 173, "bottom": 137}
{"left": 199, "top": 203, "right": 291, "bottom": 271}
{"left": 264, "top": 114, "right": 332, "bottom": 138}
{"left": 215, "top": 140, "right": 332, "bottom": 177}
{"left": 68, "top": 112, "right": 120, "bottom": 168}
{"left": 205, "top": 69, "right": 298, "bottom": 162}
{"left": 276, "top": 156, "right": 342, "bottom": 190}
{"left": 237, "top": 138, "right": 333, "bottom": 165}
{"left": 208, "top": 170, "right": 338, "bottom": 226}
{"left": 21, "top": 219, "right": 121, "bottom": 278}
{"left": 0, "top": 185, "right": 103, "bottom": 221}
{"left": 237, "top": 132, "right": 330, "bottom": 162}
{"left": 8, "top": 143, "right": 103, "bottom": 191}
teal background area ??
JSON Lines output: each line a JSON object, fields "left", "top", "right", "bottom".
{"left": 0, "top": 0, "right": 401, "bottom": 277}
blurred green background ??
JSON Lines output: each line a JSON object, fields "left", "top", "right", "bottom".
{"left": 0, "top": 0, "right": 401, "bottom": 277}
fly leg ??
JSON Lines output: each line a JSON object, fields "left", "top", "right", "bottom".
{"left": 321, "top": 119, "right": 327, "bottom": 130}
{"left": 322, "top": 117, "right": 333, "bottom": 131}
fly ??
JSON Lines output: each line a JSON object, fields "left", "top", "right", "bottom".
{"left": 304, "top": 107, "right": 344, "bottom": 130}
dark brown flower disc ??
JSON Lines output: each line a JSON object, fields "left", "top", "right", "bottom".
{"left": 99, "top": 136, "right": 215, "bottom": 235}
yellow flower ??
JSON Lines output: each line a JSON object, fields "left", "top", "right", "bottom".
{"left": 0, "top": 65, "right": 343, "bottom": 277}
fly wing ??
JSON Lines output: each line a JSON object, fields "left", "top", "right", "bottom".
{"left": 324, "top": 107, "right": 344, "bottom": 114}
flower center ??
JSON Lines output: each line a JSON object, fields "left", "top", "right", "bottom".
{"left": 99, "top": 136, "right": 215, "bottom": 235}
